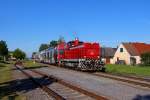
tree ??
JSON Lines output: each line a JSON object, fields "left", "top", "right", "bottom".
{"left": 141, "top": 52, "right": 150, "bottom": 66}
{"left": 39, "top": 44, "right": 49, "bottom": 52}
{"left": 13, "top": 48, "right": 26, "bottom": 60}
{"left": 49, "top": 40, "right": 58, "bottom": 47}
{"left": 0, "top": 40, "right": 8, "bottom": 61}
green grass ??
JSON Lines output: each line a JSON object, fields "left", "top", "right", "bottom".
{"left": 0, "top": 62, "right": 13, "bottom": 100}
{"left": 23, "top": 60, "right": 47, "bottom": 69}
{"left": 106, "top": 64, "right": 150, "bottom": 77}
{"left": 0, "top": 63, "right": 12, "bottom": 84}
{"left": 0, "top": 62, "right": 25, "bottom": 100}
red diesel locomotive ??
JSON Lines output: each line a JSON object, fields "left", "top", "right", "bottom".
{"left": 39, "top": 38, "right": 105, "bottom": 71}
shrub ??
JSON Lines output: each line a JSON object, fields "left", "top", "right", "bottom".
{"left": 13, "top": 48, "right": 26, "bottom": 60}
{"left": 141, "top": 52, "right": 150, "bottom": 66}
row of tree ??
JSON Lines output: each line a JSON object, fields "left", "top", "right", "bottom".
{"left": 39, "top": 36, "right": 65, "bottom": 52}
{"left": 0, "top": 40, "right": 26, "bottom": 61}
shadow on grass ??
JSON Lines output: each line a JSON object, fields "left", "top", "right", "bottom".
{"left": 0, "top": 61, "right": 10, "bottom": 64}
{"left": 133, "top": 94, "right": 150, "bottom": 100}
{"left": 0, "top": 76, "right": 54, "bottom": 99}
{"left": 23, "top": 65, "right": 48, "bottom": 70}
{"left": 0, "top": 64, "right": 6, "bottom": 68}
{"left": 0, "top": 62, "right": 10, "bottom": 68}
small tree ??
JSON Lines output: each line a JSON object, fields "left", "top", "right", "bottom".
{"left": 13, "top": 48, "right": 26, "bottom": 60}
{"left": 39, "top": 44, "right": 49, "bottom": 52}
{"left": 49, "top": 40, "right": 58, "bottom": 47}
{"left": 141, "top": 52, "right": 150, "bottom": 66}
{"left": 0, "top": 40, "right": 8, "bottom": 61}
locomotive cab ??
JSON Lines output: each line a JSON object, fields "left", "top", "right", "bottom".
{"left": 56, "top": 38, "right": 105, "bottom": 71}
{"left": 67, "top": 39, "right": 83, "bottom": 48}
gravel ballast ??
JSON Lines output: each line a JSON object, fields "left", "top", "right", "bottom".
{"left": 35, "top": 66, "right": 150, "bottom": 100}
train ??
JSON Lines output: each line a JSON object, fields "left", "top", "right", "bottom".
{"left": 37, "top": 38, "right": 105, "bottom": 71}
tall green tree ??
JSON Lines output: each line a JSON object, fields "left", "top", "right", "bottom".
{"left": 141, "top": 52, "right": 150, "bottom": 66}
{"left": 0, "top": 40, "right": 8, "bottom": 61}
{"left": 39, "top": 44, "right": 49, "bottom": 52}
{"left": 13, "top": 48, "right": 26, "bottom": 60}
{"left": 49, "top": 40, "right": 58, "bottom": 47}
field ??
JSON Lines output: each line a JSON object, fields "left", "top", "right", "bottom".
{"left": 0, "top": 63, "right": 12, "bottom": 84}
{"left": 23, "top": 60, "right": 47, "bottom": 69}
{"left": 106, "top": 64, "right": 150, "bottom": 77}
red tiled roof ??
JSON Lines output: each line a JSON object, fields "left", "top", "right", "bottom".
{"left": 132, "top": 43, "right": 150, "bottom": 55}
{"left": 122, "top": 42, "right": 150, "bottom": 56}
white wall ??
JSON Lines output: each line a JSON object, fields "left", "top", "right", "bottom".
{"left": 102, "top": 58, "right": 114, "bottom": 64}
{"left": 133, "top": 56, "right": 141, "bottom": 64}
{"left": 110, "top": 58, "right": 114, "bottom": 64}
{"left": 112, "top": 44, "right": 131, "bottom": 65}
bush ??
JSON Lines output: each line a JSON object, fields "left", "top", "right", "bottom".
{"left": 13, "top": 48, "right": 26, "bottom": 60}
{"left": 141, "top": 52, "right": 150, "bottom": 66}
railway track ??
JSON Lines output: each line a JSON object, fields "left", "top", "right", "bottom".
{"left": 40, "top": 63, "right": 150, "bottom": 89}
{"left": 15, "top": 65, "right": 64, "bottom": 100}
{"left": 93, "top": 72, "right": 150, "bottom": 88}
{"left": 15, "top": 65, "right": 108, "bottom": 100}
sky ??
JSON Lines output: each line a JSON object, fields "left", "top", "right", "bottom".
{"left": 0, "top": 0, "right": 150, "bottom": 57}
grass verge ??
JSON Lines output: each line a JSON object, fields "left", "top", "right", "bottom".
{"left": 0, "top": 63, "right": 12, "bottom": 84}
{"left": 23, "top": 60, "right": 47, "bottom": 69}
{"left": 106, "top": 64, "right": 150, "bottom": 77}
{"left": 0, "top": 62, "right": 25, "bottom": 100}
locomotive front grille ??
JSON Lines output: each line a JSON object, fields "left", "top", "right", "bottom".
{"left": 78, "top": 59, "right": 105, "bottom": 71}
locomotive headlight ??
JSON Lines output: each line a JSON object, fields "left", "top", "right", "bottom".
{"left": 97, "top": 56, "right": 100, "bottom": 58}
{"left": 84, "top": 56, "right": 86, "bottom": 58}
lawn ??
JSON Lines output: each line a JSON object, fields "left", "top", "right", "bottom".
{"left": 106, "top": 64, "right": 150, "bottom": 77}
{"left": 0, "top": 63, "right": 12, "bottom": 84}
{"left": 23, "top": 60, "right": 47, "bottom": 69}
{"left": 0, "top": 62, "right": 25, "bottom": 100}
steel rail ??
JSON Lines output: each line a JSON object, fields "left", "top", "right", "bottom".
{"left": 93, "top": 73, "right": 150, "bottom": 88}
{"left": 30, "top": 69, "right": 108, "bottom": 100}
{"left": 15, "top": 65, "right": 65, "bottom": 100}
{"left": 40, "top": 63, "right": 150, "bottom": 89}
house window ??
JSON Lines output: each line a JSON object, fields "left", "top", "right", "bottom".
{"left": 120, "top": 48, "right": 123, "bottom": 52}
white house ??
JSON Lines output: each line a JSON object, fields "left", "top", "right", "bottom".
{"left": 113, "top": 43, "right": 150, "bottom": 65}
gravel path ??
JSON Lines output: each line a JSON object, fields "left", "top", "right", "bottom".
{"left": 34, "top": 66, "right": 150, "bottom": 100}
{"left": 12, "top": 66, "right": 53, "bottom": 100}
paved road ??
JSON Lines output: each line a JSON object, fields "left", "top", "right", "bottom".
{"left": 34, "top": 65, "right": 150, "bottom": 100}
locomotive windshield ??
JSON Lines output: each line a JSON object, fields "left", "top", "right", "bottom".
{"left": 67, "top": 41, "right": 83, "bottom": 47}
